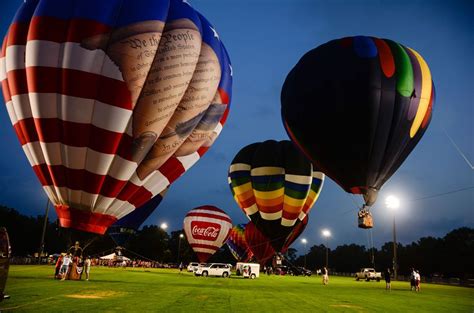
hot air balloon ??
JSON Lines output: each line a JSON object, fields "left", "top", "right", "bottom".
{"left": 183, "top": 205, "right": 232, "bottom": 263}
{"left": 228, "top": 140, "right": 324, "bottom": 252}
{"left": 226, "top": 224, "right": 253, "bottom": 262}
{"left": 0, "top": 0, "right": 232, "bottom": 234}
{"left": 107, "top": 189, "right": 167, "bottom": 246}
{"left": 244, "top": 221, "right": 275, "bottom": 265}
{"left": 281, "top": 36, "right": 434, "bottom": 228}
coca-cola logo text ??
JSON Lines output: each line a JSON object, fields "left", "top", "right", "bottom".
{"left": 191, "top": 221, "right": 221, "bottom": 242}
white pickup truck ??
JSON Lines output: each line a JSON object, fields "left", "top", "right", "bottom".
{"left": 355, "top": 268, "right": 382, "bottom": 282}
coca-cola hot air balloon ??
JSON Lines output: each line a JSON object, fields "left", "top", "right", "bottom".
{"left": 228, "top": 140, "right": 324, "bottom": 252}
{"left": 226, "top": 223, "right": 253, "bottom": 262}
{"left": 0, "top": 0, "right": 232, "bottom": 234}
{"left": 183, "top": 205, "right": 232, "bottom": 263}
{"left": 281, "top": 36, "right": 434, "bottom": 227}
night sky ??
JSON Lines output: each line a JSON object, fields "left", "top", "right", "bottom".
{"left": 0, "top": 0, "right": 472, "bottom": 252}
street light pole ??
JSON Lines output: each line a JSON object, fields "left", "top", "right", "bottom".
{"left": 392, "top": 214, "right": 398, "bottom": 280}
{"left": 325, "top": 238, "right": 329, "bottom": 268}
{"left": 301, "top": 238, "right": 307, "bottom": 268}
{"left": 178, "top": 234, "right": 184, "bottom": 263}
{"left": 386, "top": 195, "right": 400, "bottom": 281}
{"left": 321, "top": 229, "right": 331, "bottom": 268}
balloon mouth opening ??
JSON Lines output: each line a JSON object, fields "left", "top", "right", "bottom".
{"left": 55, "top": 205, "right": 118, "bottom": 235}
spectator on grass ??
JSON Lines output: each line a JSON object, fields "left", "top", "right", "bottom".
{"left": 179, "top": 262, "right": 184, "bottom": 273}
{"left": 322, "top": 267, "right": 329, "bottom": 285}
{"left": 415, "top": 270, "right": 421, "bottom": 292}
{"left": 410, "top": 268, "right": 416, "bottom": 291}
{"left": 55, "top": 254, "right": 64, "bottom": 279}
{"left": 60, "top": 253, "right": 72, "bottom": 281}
{"left": 84, "top": 256, "right": 91, "bottom": 281}
{"left": 384, "top": 268, "right": 391, "bottom": 290}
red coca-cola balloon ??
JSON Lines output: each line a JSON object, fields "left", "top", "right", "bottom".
{"left": 183, "top": 205, "right": 232, "bottom": 263}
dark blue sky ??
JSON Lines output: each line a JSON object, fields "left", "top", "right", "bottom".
{"left": 0, "top": 0, "right": 472, "bottom": 252}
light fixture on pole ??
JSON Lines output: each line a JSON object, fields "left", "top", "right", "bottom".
{"left": 386, "top": 195, "right": 400, "bottom": 280}
{"left": 178, "top": 233, "right": 184, "bottom": 263}
{"left": 160, "top": 222, "right": 168, "bottom": 231}
{"left": 321, "top": 229, "right": 331, "bottom": 268}
{"left": 301, "top": 238, "right": 308, "bottom": 269}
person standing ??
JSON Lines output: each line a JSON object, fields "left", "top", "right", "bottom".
{"left": 60, "top": 253, "right": 72, "bottom": 281}
{"left": 54, "top": 254, "right": 63, "bottom": 279}
{"left": 410, "top": 268, "right": 416, "bottom": 291}
{"left": 179, "top": 262, "right": 184, "bottom": 273}
{"left": 415, "top": 270, "right": 421, "bottom": 292}
{"left": 322, "top": 267, "right": 329, "bottom": 285}
{"left": 84, "top": 256, "right": 91, "bottom": 281}
{"left": 384, "top": 268, "right": 391, "bottom": 290}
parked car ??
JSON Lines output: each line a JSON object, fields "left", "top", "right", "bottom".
{"left": 274, "top": 266, "right": 289, "bottom": 275}
{"left": 187, "top": 262, "right": 199, "bottom": 272}
{"left": 292, "top": 267, "right": 312, "bottom": 277}
{"left": 0, "top": 227, "right": 11, "bottom": 301}
{"left": 194, "top": 263, "right": 231, "bottom": 278}
{"left": 355, "top": 268, "right": 382, "bottom": 282}
{"left": 236, "top": 263, "right": 260, "bottom": 279}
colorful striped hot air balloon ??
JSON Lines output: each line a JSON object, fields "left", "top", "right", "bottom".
{"left": 226, "top": 224, "right": 253, "bottom": 262}
{"left": 0, "top": 0, "right": 232, "bottom": 234}
{"left": 183, "top": 205, "right": 232, "bottom": 263}
{"left": 228, "top": 140, "right": 324, "bottom": 252}
{"left": 281, "top": 36, "right": 434, "bottom": 217}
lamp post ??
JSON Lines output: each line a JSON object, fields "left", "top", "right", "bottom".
{"left": 386, "top": 195, "right": 400, "bottom": 280}
{"left": 301, "top": 238, "right": 307, "bottom": 269}
{"left": 322, "top": 229, "right": 331, "bottom": 268}
{"left": 178, "top": 233, "right": 184, "bottom": 263}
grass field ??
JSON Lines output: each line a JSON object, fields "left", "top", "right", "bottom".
{"left": 0, "top": 266, "right": 472, "bottom": 312}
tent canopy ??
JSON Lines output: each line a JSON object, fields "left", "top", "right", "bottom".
{"left": 99, "top": 253, "right": 130, "bottom": 261}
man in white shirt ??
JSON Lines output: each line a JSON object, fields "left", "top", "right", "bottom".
{"left": 60, "top": 254, "right": 72, "bottom": 281}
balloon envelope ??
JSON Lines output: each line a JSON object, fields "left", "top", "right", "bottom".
{"left": 183, "top": 205, "right": 232, "bottom": 263}
{"left": 0, "top": 0, "right": 232, "bottom": 234}
{"left": 228, "top": 140, "right": 324, "bottom": 252}
{"left": 226, "top": 223, "right": 253, "bottom": 262}
{"left": 281, "top": 36, "right": 434, "bottom": 204}
{"left": 107, "top": 189, "right": 167, "bottom": 246}
{"left": 244, "top": 221, "right": 275, "bottom": 265}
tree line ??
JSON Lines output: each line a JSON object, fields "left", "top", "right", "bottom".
{"left": 0, "top": 205, "right": 472, "bottom": 278}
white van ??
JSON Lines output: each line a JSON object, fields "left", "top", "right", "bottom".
{"left": 236, "top": 262, "right": 260, "bottom": 279}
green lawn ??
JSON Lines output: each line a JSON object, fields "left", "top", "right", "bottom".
{"left": 0, "top": 266, "right": 472, "bottom": 312}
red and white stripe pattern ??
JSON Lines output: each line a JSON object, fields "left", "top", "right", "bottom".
{"left": 1, "top": 12, "right": 230, "bottom": 234}
{"left": 183, "top": 205, "right": 232, "bottom": 263}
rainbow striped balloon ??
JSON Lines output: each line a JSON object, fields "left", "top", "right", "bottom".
{"left": 228, "top": 140, "right": 324, "bottom": 252}
{"left": 226, "top": 223, "right": 253, "bottom": 262}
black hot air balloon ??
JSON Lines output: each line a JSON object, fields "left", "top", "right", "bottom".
{"left": 281, "top": 36, "right": 434, "bottom": 228}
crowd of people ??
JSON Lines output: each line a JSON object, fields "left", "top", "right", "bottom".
{"left": 383, "top": 267, "right": 422, "bottom": 291}
{"left": 53, "top": 242, "right": 91, "bottom": 281}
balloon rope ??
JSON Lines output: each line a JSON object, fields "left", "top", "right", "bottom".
{"left": 339, "top": 185, "right": 473, "bottom": 216}
{"left": 410, "top": 186, "right": 474, "bottom": 202}
{"left": 441, "top": 125, "right": 474, "bottom": 170}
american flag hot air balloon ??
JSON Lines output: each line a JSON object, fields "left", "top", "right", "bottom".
{"left": 0, "top": 0, "right": 232, "bottom": 234}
